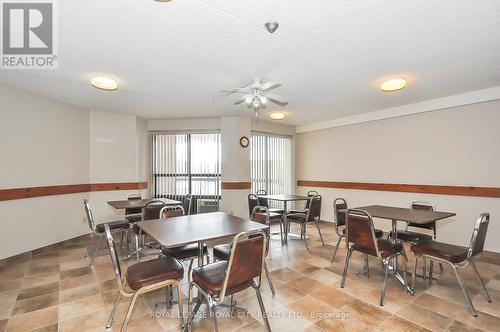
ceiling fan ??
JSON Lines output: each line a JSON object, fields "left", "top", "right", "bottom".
{"left": 221, "top": 78, "right": 288, "bottom": 116}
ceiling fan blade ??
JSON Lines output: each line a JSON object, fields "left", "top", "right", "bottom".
{"left": 220, "top": 89, "right": 249, "bottom": 94}
{"left": 260, "top": 81, "right": 282, "bottom": 91}
{"left": 233, "top": 95, "right": 250, "bottom": 105}
{"left": 265, "top": 93, "right": 288, "bottom": 106}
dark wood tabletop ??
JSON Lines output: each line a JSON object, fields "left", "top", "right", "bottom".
{"left": 137, "top": 211, "right": 269, "bottom": 248}
{"left": 344, "top": 205, "right": 456, "bottom": 224}
{"left": 258, "top": 194, "right": 309, "bottom": 202}
{"left": 107, "top": 198, "right": 181, "bottom": 210}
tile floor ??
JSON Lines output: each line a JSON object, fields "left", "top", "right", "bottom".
{"left": 0, "top": 222, "right": 499, "bottom": 332}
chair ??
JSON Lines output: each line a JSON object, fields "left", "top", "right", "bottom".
{"left": 331, "top": 198, "right": 384, "bottom": 262}
{"left": 103, "top": 224, "right": 184, "bottom": 331}
{"left": 185, "top": 230, "right": 271, "bottom": 332}
{"left": 160, "top": 205, "right": 209, "bottom": 281}
{"left": 131, "top": 199, "right": 166, "bottom": 260}
{"left": 286, "top": 194, "right": 324, "bottom": 250}
{"left": 83, "top": 199, "right": 129, "bottom": 266}
{"left": 341, "top": 209, "right": 409, "bottom": 306}
{"left": 411, "top": 213, "right": 492, "bottom": 316}
{"left": 212, "top": 206, "right": 275, "bottom": 295}
{"left": 390, "top": 201, "right": 436, "bottom": 242}
{"left": 256, "top": 189, "right": 284, "bottom": 215}
{"left": 182, "top": 194, "right": 193, "bottom": 215}
{"left": 124, "top": 193, "right": 142, "bottom": 223}
{"left": 289, "top": 190, "right": 318, "bottom": 214}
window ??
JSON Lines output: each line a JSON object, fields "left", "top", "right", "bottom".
{"left": 251, "top": 133, "right": 292, "bottom": 196}
{"left": 152, "top": 132, "right": 221, "bottom": 213}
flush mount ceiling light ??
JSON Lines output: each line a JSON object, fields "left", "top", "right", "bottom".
{"left": 270, "top": 112, "right": 285, "bottom": 120}
{"left": 265, "top": 21, "right": 279, "bottom": 33}
{"left": 91, "top": 76, "right": 118, "bottom": 91}
{"left": 380, "top": 78, "right": 407, "bottom": 92}
{"left": 154, "top": 0, "right": 172, "bottom": 2}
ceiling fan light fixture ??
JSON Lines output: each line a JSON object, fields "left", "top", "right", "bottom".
{"left": 380, "top": 78, "right": 407, "bottom": 92}
{"left": 245, "top": 95, "right": 253, "bottom": 104}
{"left": 260, "top": 96, "right": 268, "bottom": 104}
{"left": 270, "top": 112, "right": 285, "bottom": 120}
{"left": 91, "top": 76, "right": 118, "bottom": 91}
{"left": 265, "top": 21, "right": 279, "bottom": 33}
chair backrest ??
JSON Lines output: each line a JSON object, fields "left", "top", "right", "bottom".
{"left": 83, "top": 199, "right": 97, "bottom": 233}
{"left": 305, "top": 195, "right": 322, "bottom": 222}
{"left": 304, "top": 190, "right": 319, "bottom": 209}
{"left": 256, "top": 190, "right": 269, "bottom": 208}
{"left": 248, "top": 194, "right": 260, "bottom": 218}
{"left": 182, "top": 194, "right": 193, "bottom": 215}
{"left": 333, "top": 198, "right": 348, "bottom": 228}
{"left": 346, "top": 209, "right": 380, "bottom": 258}
{"left": 250, "top": 206, "right": 270, "bottom": 254}
{"left": 125, "top": 193, "right": 142, "bottom": 215}
{"left": 221, "top": 230, "right": 266, "bottom": 299}
{"left": 160, "top": 205, "right": 185, "bottom": 219}
{"left": 409, "top": 200, "right": 435, "bottom": 230}
{"left": 142, "top": 200, "right": 167, "bottom": 221}
{"left": 467, "top": 213, "right": 490, "bottom": 260}
{"left": 104, "top": 224, "right": 125, "bottom": 293}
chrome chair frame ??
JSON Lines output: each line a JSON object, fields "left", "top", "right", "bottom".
{"left": 83, "top": 199, "right": 129, "bottom": 266}
{"left": 103, "top": 224, "right": 184, "bottom": 331}
{"left": 412, "top": 213, "right": 492, "bottom": 317}
{"left": 124, "top": 193, "right": 142, "bottom": 222}
{"left": 185, "top": 230, "right": 271, "bottom": 332}
{"left": 182, "top": 194, "right": 193, "bottom": 215}
{"left": 331, "top": 197, "right": 347, "bottom": 262}
{"left": 341, "top": 209, "right": 409, "bottom": 306}
{"left": 288, "top": 194, "right": 324, "bottom": 250}
{"left": 131, "top": 199, "right": 166, "bottom": 261}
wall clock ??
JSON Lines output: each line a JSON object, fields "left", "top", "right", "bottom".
{"left": 239, "top": 136, "right": 249, "bottom": 148}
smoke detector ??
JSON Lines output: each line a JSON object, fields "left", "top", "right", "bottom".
{"left": 265, "top": 21, "right": 279, "bottom": 33}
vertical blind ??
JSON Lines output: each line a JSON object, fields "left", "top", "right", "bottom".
{"left": 152, "top": 132, "right": 221, "bottom": 213}
{"left": 251, "top": 133, "right": 292, "bottom": 196}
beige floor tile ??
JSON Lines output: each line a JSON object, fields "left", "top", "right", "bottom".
{"left": 396, "top": 303, "right": 454, "bottom": 331}
{"left": 0, "top": 319, "right": 6, "bottom": 332}
{"left": 16, "top": 281, "right": 59, "bottom": 301}
{"left": 58, "top": 294, "right": 105, "bottom": 322}
{"left": 283, "top": 276, "right": 328, "bottom": 295}
{"left": 314, "top": 316, "right": 371, "bottom": 332}
{"left": 446, "top": 320, "right": 485, "bottom": 332}
{"left": 373, "top": 316, "right": 431, "bottom": 332}
{"left": 412, "top": 293, "right": 467, "bottom": 319}
{"left": 287, "top": 295, "right": 336, "bottom": 323}
{"left": 5, "top": 306, "right": 58, "bottom": 332}
{"left": 59, "top": 283, "right": 100, "bottom": 304}
{"left": 59, "top": 273, "right": 96, "bottom": 291}
{"left": 307, "top": 268, "right": 340, "bottom": 285}
{"left": 269, "top": 267, "right": 303, "bottom": 283}
{"left": 11, "top": 291, "right": 59, "bottom": 316}
{"left": 310, "top": 286, "right": 355, "bottom": 309}
{"left": 456, "top": 308, "right": 500, "bottom": 332}
{"left": 58, "top": 309, "right": 109, "bottom": 332}
{"left": 21, "top": 273, "right": 59, "bottom": 290}
{"left": 340, "top": 299, "right": 391, "bottom": 327}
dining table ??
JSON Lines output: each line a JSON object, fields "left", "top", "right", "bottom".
{"left": 137, "top": 211, "right": 269, "bottom": 312}
{"left": 257, "top": 194, "right": 310, "bottom": 245}
{"left": 107, "top": 197, "right": 181, "bottom": 210}
{"left": 341, "top": 204, "right": 456, "bottom": 293}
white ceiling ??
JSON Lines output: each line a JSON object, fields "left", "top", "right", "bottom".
{"left": 1, "top": 0, "right": 499, "bottom": 126}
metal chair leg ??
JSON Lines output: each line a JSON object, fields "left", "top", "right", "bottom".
{"left": 188, "top": 259, "right": 194, "bottom": 282}
{"left": 302, "top": 224, "right": 309, "bottom": 250}
{"left": 364, "top": 255, "right": 370, "bottom": 278}
{"left": 451, "top": 264, "right": 477, "bottom": 317}
{"left": 429, "top": 260, "right": 434, "bottom": 282}
{"left": 401, "top": 251, "right": 409, "bottom": 291}
{"left": 253, "top": 283, "right": 271, "bottom": 332}
{"left": 341, "top": 248, "right": 353, "bottom": 288}
{"left": 121, "top": 292, "right": 140, "bottom": 332}
{"left": 471, "top": 260, "right": 492, "bottom": 302}
{"left": 380, "top": 260, "right": 389, "bottom": 306}
{"left": 106, "top": 292, "right": 121, "bottom": 328}
{"left": 134, "top": 234, "right": 140, "bottom": 262}
{"left": 331, "top": 235, "right": 343, "bottom": 263}
{"left": 315, "top": 220, "right": 324, "bottom": 246}
{"left": 89, "top": 235, "right": 103, "bottom": 266}
{"left": 412, "top": 254, "right": 418, "bottom": 292}
{"left": 422, "top": 257, "right": 427, "bottom": 280}
{"left": 176, "top": 283, "right": 184, "bottom": 328}
{"left": 264, "top": 261, "right": 275, "bottom": 295}
{"left": 206, "top": 296, "right": 219, "bottom": 332}
{"left": 439, "top": 263, "right": 444, "bottom": 272}
{"left": 185, "top": 282, "right": 197, "bottom": 331}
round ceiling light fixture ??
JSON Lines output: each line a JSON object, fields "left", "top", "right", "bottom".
{"left": 380, "top": 78, "right": 407, "bottom": 92}
{"left": 270, "top": 112, "right": 285, "bottom": 120}
{"left": 91, "top": 76, "right": 118, "bottom": 91}
{"left": 265, "top": 21, "right": 279, "bottom": 33}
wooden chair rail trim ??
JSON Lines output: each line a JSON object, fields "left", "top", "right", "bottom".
{"left": 221, "top": 181, "right": 252, "bottom": 190}
{"left": 0, "top": 182, "right": 149, "bottom": 201}
{"left": 297, "top": 180, "right": 500, "bottom": 198}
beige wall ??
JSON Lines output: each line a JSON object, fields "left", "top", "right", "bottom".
{"left": 296, "top": 100, "right": 500, "bottom": 252}
{"left": 0, "top": 84, "right": 151, "bottom": 259}
{"left": 0, "top": 84, "right": 90, "bottom": 258}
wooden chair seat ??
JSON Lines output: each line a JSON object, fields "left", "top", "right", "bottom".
{"left": 126, "top": 256, "right": 183, "bottom": 291}
{"left": 390, "top": 230, "right": 433, "bottom": 242}
{"left": 411, "top": 240, "right": 468, "bottom": 263}
{"left": 192, "top": 261, "right": 253, "bottom": 297}
{"left": 161, "top": 243, "right": 208, "bottom": 260}
{"left": 95, "top": 220, "right": 129, "bottom": 234}
{"left": 352, "top": 239, "right": 403, "bottom": 259}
